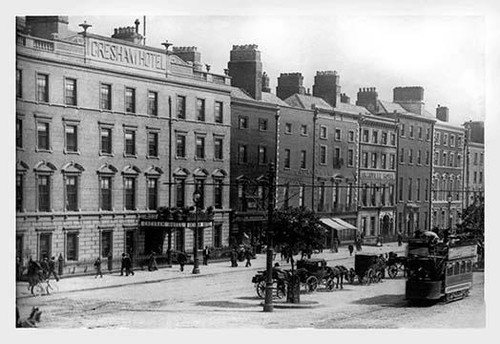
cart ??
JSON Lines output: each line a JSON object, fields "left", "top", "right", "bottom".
{"left": 386, "top": 251, "right": 407, "bottom": 278}
{"left": 296, "top": 258, "right": 336, "bottom": 292}
{"left": 354, "top": 254, "right": 385, "bottom": 285}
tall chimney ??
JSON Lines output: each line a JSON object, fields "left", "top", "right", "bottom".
{"left": 356, "top": 87, "right": 379, "bottom": 113}
{"left": 393, "top": 86, "right": 425, "bottom": 115}
{"left": 228, "top": 44, "right": 263, "bottom": 100}
{"left": 276, "top": 73, "right": 306, "bottom": 100}
{"left": 436, "top": 105, "right": 449, "bottom": 122}
{"left": 312, "top": 70, "right": 341, "bottom": 107}
{"left": 262, "top": 71, "right": 271, "bottom": 93}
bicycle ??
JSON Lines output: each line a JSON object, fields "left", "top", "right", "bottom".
{"left": 31, "top": 277, "right": 59, "bottom": 296}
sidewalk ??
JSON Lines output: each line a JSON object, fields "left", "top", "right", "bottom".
{"left": 16, "top": 242, "right": 406, "bottom": 299}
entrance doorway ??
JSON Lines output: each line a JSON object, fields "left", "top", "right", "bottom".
{"left": 144, "top": 229, "right": 165, "bottom": 255}
{"left": 381, "top": 215, "right": 390, "bottom": 237}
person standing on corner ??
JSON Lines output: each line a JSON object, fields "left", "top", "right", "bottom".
{"left": 245, "top": 248, "right": 252, "bottom": 267}
{"left": 202, "top": 246, "right": 210, "bottom": 266}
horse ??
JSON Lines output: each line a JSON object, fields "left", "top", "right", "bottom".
{"left": 26, "top": 260, "right": 44, "bottom": 296}
{"left": 327, "top": 265, "right": 348, "bottom": 290}
{"left": 17, "top": 307, "right": 42, "bottom": 328}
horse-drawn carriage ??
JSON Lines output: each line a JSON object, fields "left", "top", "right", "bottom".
{"left": 354, "top": 254, "right": 386, "bottom": 285}
{"left": 386, "top": 251, "right": 407, "bottom": 278}
{"left": 251, "top": 268, "right": 288, "bottom": 299}
{"left": 296, "top": 258, "right": 351, "bottom": 292}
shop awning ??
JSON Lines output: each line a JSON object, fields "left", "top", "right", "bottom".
{"left": 320, "top": 217, "right": 357, "bottom": 231}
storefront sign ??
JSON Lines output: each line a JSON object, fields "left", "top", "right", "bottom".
{"left": 360, "top": 171, "right": 395, "bottom": 181}
{"left": 448, "top": 245, "right": 476, "bottom": 260}
{"left": 87, "top": 38, "right": 166, "bottom": 72}
{"left": 140, "top": 220, "right": 212, "bottom": 228}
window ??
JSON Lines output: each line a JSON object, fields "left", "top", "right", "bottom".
{"left": 381, "top": 154, "right": 387, "bottom": 169}
{"left": 100, "top": 84, "right": 112, "bottom": 110}
{"left": 372, "top": 130, "right": 378, "bottom": 144}
{"left": 285, "top": 123, "right": 292, "bottom": 134}
{"left": 426, "top": 128, "right": 431, "bottom": 141}
{"left": 442, "top": 152, "right": 447, "bottom": 166}
{"left": 213, "top": 224, "right": 222, "bottom": 248}
{"left": 66, "top": 232, "right": 78, "bottom": 261}
{"left": 101, "top": 127, "right": 112, "bottom": 154}
{"left": 239, "top": 116, "right": 248, "bottom": 129}
{"left": 425, "top": 151, "right": 430, "bottom": 165}
{"left": 389, "top": 185, "right": 394, "bottom": 205}
{"left": 390, "top": 133, "right": 396, "bottom": 145}
{"left": 417, "top": 150, "right": 421, "bottom": 165}
{"left": 214, "top": 137, "right": 223, "bottom": 160}
{"left": 16, "top": 69, "right": 22, "bottom": 98}
{"left": 479, "top": 172, "right": 483, "bottom": 183}
{"left": 443, "top": 133, "right": 448, "bottom": 146}
{"left": 434, "top": 151, "right": 439, "bottom": 166}
{"left": 16, "top": 174, "right": 23, "bottom": 212}
{"left": 416, "top": 178, "right": 421, "bottom": 201}
{"left": 399, "top": 148, "right": 404, "bottom": 163}
{"left": 195, "top": 136, "right": 205, "bottom": 159}
{"left": 100, "top": 176, "right": 112, "bottom": 211}
{"left": 457, "top": 136, "right": 462, "bottom": 147}
{"left": 194, "top": 179, "right": 205, "bottom": 208}
{"left": 362, "top": 152, "right": 368, "bottom": 168}
{"left": 449, "top": 153, "right": 454, "bottom": 167}
{"left": 381, "top": 132, "right": 387, "bottom": 145}
{"left": 371, "top": 153, "right": 377, "bottom": 168}
{"left": 450, "top": 134, "right": 455, "bottom": 147}
{"left": 258, "top": 146, "right": 267, "bottom": 165}
{"left": 474, "top": 153, "right": 478, "bottom": 165}
{"left": 363, "top": 129, "right": 369, "bottom": 142}
{"left": 147, "top": 91, "right": 158, "bottom": 116}
{"left": 124, "top": 177, "right": 136, "bottom": 210}
{"left": 37, "top": 122, "right": 50, "bottom": 150}
{"left": 38, "top": 175, "right": 51, "bottom": 211}
{"left": 214, "top": 101, "right": 223, "bottom": 123}
{"left": 125, "top": 87, "right": 136, "bottom": 113}
{"left": 320, "top": 145, "right": 327, "bottom": 164}
{"left": 473, "top": 171, "right": 477, "bottom": 183}
{"left": 176, "top": 179, "right": 186, "bottom": 207}
{"left": 362, "top": 185, "right": 368, "bottom": 206}
{"left": 347, "top": 183, "right": 353, "bottom": 207}
{"left": 347, "top": 149, "right": 354, "bottom": 167}
{"left": 36, "top": 73, "right": 49, "bottom": 102}
{"left": 300, "top": 150, "right": 306, "bottom": 169}
{"left": 480, "top": 153, "right": 484, "bottom": 165}
{"left": 320, "top": 126, "right": 327, "bottom": 139}
{"left": 348, "top": 130, "right": 355, "bottom": 142}
{"left": 418, "top": 127, "right": 422, "bottom": 139}
{"left": 425, "top": 179, "right": 429, "bottom": 201}
{"left": 16, "top": 118, "right": 22, "bottom": 148}
{"left": 318, "top": 182, "right": 325, "bottom": 212}
{"left": 214, "top": 179, "right": 223, "bottom": 209}
{"left": 299, "top": 185, "right": 305, "bottom": 207}
{"left": 370, "top": 185, "right": 376, "bottom": 206}
{"left": 176, "top": 134, "right": 186, "bottom": 158}
{"left": 408, "top": 149, "right": 413, "bottom": 164}
{"left": 196, "top": 98, "right": 205, "bottom": 121}
{"left": 124, "top": 130, "right": 136, "bottom": 156}
{"left": 238, "top": 144, "right": 248, "bottom": 164}
{"left": 147, "top": 178, "right": 158, "bottom": 210}
{"left": 148, "top": 132, "right": 159, "bottom": 157}
{"left": 400, "top": 123, "right": 405, "bottom": 137}
{"left": 284, "top": 149, "right": 291, "bottom": 168}
{"left": 65, "top": 125, "right": 78, "bottom": 152}
{"left": 101, "top": 231, "right": 112, "bottom": 257}
{"left": 381, "top": 185, "right": 386, "bottom": 205}
{"left": 39, "top": 233, "right": 52, "bottom": 260}
{"left": 409, "top": 125, "right": 414, "bottom": 138}
{"left": 177, "top": 95, "right": 186, "bottom": 119}
{"left": 408, "top": 178, "right": 413, "bottom": 201}
{"left": 399, "top": 177, "right": 403, "bottom": 201}
{"left": 65, "top": 175, "right": 78, "bottom": 211}
{"left": 370, "top": 217, "right": 376, "bottom": 236}
{"left": 62, "top": 78, "right": 77, "bottom": 106}
{"left": 390, "top": 154, "right": 395, "bottom": 169}
{"left": 258, "top": 118, "right": 268, "bottom": 131}
{"left": 335, "top": 129, "right": 341, "bottom": 141}
{"left": 301, "top": 125, "right": 308, "bottom": 135}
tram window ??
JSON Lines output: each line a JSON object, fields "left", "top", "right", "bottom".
{"left": 466, "top": 261, "right": 472, "bottom": 272}
{"left": 454, "top": 262, "right": 460, "bottom": 275}
{"left": 446, "top": 264, "right": 453, "bottom": 276}
{"left": 460, "top": 261, "right": 466, "bottom": 274}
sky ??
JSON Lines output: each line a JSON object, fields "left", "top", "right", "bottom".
{"left": 68, "top": 14, "right": 486, "bottom": 125}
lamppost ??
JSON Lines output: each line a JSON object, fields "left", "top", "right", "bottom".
{"left": 447, "top": 193, "right": 453, "bottom": 232}
{"left": 192, "top": 190, "right": 201, "bottom": 274}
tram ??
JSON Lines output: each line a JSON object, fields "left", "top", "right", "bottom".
{"left": 405, "top": 236, "right": 476, "bottom": 303}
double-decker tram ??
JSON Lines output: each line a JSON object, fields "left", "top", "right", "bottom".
{"left": 405, "top": 235, "right": 476, "bottom": 303}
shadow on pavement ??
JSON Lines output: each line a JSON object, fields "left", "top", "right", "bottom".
{"left": 196, "top": 301, "right": 258, "bottom": 308}
{"left": 236, "top": 296, "right": 262, "bottom": 301}
{"left": 351, "top": 294, "right": 408, "bottom": 308}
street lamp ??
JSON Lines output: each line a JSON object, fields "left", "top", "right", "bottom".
{"left": 447, "top": 193, "right": 453, "bottom": 232}
{"left": 192, "top": 190, "right": 201, "bottom": 274}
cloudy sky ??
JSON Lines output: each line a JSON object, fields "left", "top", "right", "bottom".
{"left": 67, "top": 13, "right": 485, "bottom": 125}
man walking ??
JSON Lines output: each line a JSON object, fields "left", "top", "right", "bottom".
{"left": 177, "top": 251, "right": 187, "bottom": 272}
{"left": 47, "top": 256, "right": 60, "bottom": 281}
{"left": 245, "top": 248, "right": 252, "bottom": 267}
{"left": 94, "top": 257, "right": 103, "bottom": 278}
{"left": 120, "top": 253, "right": 126, "bottom": 276}
{"left": 124, "top": 253, "right": 134, "bottom": 276}
{"left": 397, "top": 231, "right": 403, "bottom": 246}
{"left": 202, "top": 246, "right": 210, "bottom": 266}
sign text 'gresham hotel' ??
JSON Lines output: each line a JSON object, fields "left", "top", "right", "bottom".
{"left": 87, "top": 38, "right": 166, "bottom": 71}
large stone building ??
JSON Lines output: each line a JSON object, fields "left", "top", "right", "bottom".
{"left": 431, "top": 106, "right": 465, "bottom": 231}
{"left": 16, "top": 17, "right": 232, "bottom": 273}
{"left": 463, "top": 120, "right": 484, "bottom": 207}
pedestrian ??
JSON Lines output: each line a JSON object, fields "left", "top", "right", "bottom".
{"left": 202, "top": 246, "right": 210, "bottom": 266}
{"left": 348, "top": 244, "right": 354, "bottom": 256}
{"left": 40, "top": 257, "right": 49, "bottom": 279}
{"left": 397, "top": 231, "right": 403, "bottom": 246}
{"left": 120, "top": 253, "right": 126, "bottom": 276}
{"left": 16, "top": 256, "right": 22, "bottom": 281}
{"left": 124, "top": 253, "right": 134, "bottom": 276}
{"left": 177, "top": 251, "right": 187, "bottom": 272}
{"left": 230, "top": 249, "right": 238, "bottom": 267}
{"left": 245, "top": 248, "right": 252, "bottom": 267}
{"left": 94, "top": 257, "right": 103, "bottom": 278}
{"left": 47, "top": 256, "right": 60, "bottom": 281}
{"left": 376, "top": 235, "right": 382, "bottom": 247}
{"left": 148, "top": 251, "right": 158, "bottom": 271}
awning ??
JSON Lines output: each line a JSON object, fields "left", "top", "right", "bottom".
{"left": 320, "top": 217, "right": 357, "bottom": 231}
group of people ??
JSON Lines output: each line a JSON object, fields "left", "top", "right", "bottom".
{"left": 230, "top": 246, "right": 253, "bottom": 267}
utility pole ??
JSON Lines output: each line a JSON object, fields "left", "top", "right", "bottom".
{"left": 263, "top": 162, "right": 276, "bottom": 312}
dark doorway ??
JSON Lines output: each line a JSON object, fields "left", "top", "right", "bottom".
{"left": 145, "top": 228, "right": 165, "bottom": 255}
{"left": 382, "top": 215, "right": 390, "bottom": 237}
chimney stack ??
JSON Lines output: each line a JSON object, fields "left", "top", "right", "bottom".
{"left": 276, "top": 73, "right": 306, "bottom": 100}
{"left": 262, "top": 71, "right": 271, "bottom": 93}
{"left": 436, "top": 105, "right": 449, "bottom": 122}
{"left": 356, "top": 87, "right": 379, "bottom": 113}
{"left": 312, "top": 70, "right": 341, "bottom": 108}
{"left": 393, "top": 86, "right": 425, "bottom": 115}
{"left": 227, "top": 44, "right": 263, "bottom": 100}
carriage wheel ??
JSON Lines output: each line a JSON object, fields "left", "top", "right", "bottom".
{"left": 366, "top": 269, "right": 374, "bottom": 285}
{"left": 256, "top": 281, "right": 266, "bottom": 298}
{"left": 326, "top": 278, "right": 335, "bottom": 291}
{"left": 358, "top": 275, "right": 364, "bottom": 285}
{"left": 276, "top": 282, "right": 287, "bottom": 299}
{"left": 306, "top": 276, "right": 319, "bottom": 293}
{"left": 374, "top": 271, "right": 382, "bottom": 283}
{"left": 33, "top": 282, "right": 44, "bottom": 297}
{"left": 388, "top": 265, "right": 398, "bottom": 279}
{"left": 47, "top": 280, "right": 59, "bottom": 294}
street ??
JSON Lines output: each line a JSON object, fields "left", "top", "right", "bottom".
{"left": 16, "top": 246, "right": 485, "bottom": 329}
